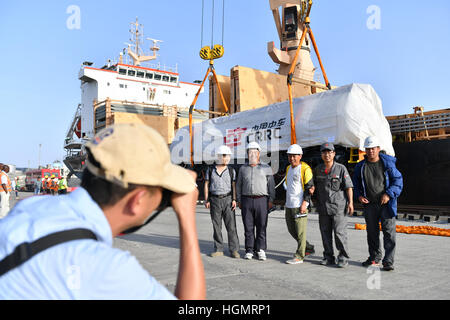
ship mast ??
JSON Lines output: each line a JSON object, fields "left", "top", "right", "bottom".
{"left": 126, "top": 17, "right": 160, "bottom": 66}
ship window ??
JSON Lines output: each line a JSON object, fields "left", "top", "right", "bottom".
{"left": 145, "top": 72, "right": 153, "bottom": 79}
{"left": 118, "top": 68, "right": 127, "bottom": 75}
{"left": 162, "top": 76, "right": 169, "bottom": 82}
{"left": 136, "top": 71, "right": 145, "bottom": 78}
{"left": 154, "top": 74, "right": 162, "bottom": 81}
{"left": 128, "top": 69, "right": 136, "bottom": 76}
{"left": 119, "top": 84, "right": 124, "bottom": 88}
{"left": 170, "top": 76, "right": 177, "bottom": 83}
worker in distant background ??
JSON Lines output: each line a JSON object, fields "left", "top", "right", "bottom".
{"left": 11, "top": 177, "right": 17, "bottom": 200}
{"left": 204, "top": 145, "right": 240, "bottom": 259}
{"left": 313, "top": 143, "right": 354, "bottom": 268}
{"left": 0, "top": 123, "right": 206, "bottom": 299}
{"left": 353, "top": 136, "right": 403, "bottom": 272}
{"left": 283, "top": 144, "right": 315, "bottom": 265}
{"left": 236, "top": 142, "right": 275, "bottom": 261}
{"left": 0, "top": 164, "right": 12, "bottom": 218}
{"left": 43, "top": 175, "right": 50, "bottom": 194}
{"left": 50, "top": 175, "right": 58, "bottom": 195}
{"left": 34, "top": 177, "right": 41, "bottom": 195}
{"left": 14, "top": 177, "right": 20, "bottom": 199}
{"left": 58, "top": 176, "right": 68, "bottom": 195}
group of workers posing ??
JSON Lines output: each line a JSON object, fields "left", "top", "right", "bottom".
{"left": 204, "top": 137, "right": 403, "bottom": 272}
{"left": 0, "top": 124, "right": 403, "bottom": 299}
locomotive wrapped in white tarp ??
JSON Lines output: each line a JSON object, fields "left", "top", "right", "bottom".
{"left": 170, "top": 83, "right": 394, "bottom": 164}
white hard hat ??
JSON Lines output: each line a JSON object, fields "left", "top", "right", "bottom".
{"left": 216, "top": 145, "right": 232, "bottom": 155}
{"left": 247, "top": 141, "right": 261, "bottom": 151}
{"left": 287, "top": 144, "right": 303, "bottom": 155}
{"left": 364, "top": 136, "right": 380, "bottom": 149}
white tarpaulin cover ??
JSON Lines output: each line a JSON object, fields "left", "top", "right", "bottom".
{"left": 170, "top": 83, "right": 394, "bottom": 164}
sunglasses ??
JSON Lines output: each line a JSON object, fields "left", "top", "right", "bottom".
{"left": 121, "top": 188, "right": 172, "bottom": 234}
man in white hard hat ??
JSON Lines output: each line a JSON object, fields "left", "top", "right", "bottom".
{"left": 236, "top": 141, "right": 275, "bottom": 261}
{"left": 353, "top": 136, "right": 403, "bottom": 271}
{"left": 283, "top": 144, "right": 315, "bottom": 264}
{"left": 0, "top": 123, "right": 206, "bottom": 299}
{"left": 204, "top": 145, "right": 240, "bottom": 259}
{"left": 314, "top": 143, "right": 354, "bottom": 268}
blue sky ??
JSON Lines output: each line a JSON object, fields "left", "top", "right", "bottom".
{"left": 1, "top": 0, "right": 449, "bottom": 168}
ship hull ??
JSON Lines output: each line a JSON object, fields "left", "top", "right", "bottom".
{"left": 393, "top": 139, "right": 450, "bottom": 206}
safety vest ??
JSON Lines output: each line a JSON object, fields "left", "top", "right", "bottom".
{"left": 0, "top": 171, "right": 12, "bottom": 193}
{"left": 52, "top": 179, "right": 59, "bottom": 190}
{"left": 42, "top": 178, "right": 47, "bottom": 189}
{"left": 285, "top": 162, "right": 313, "bottom": 191}
{"left": 58, "top": 178, "right": 67, "bottom": 190}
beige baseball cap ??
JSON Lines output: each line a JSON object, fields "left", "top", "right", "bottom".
{"left": 85, "top": 123, "right": 196, "bottom": 193}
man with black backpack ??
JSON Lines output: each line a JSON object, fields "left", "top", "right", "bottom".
{"left": 204, "top": 145, "right": 240, "bottom": 259}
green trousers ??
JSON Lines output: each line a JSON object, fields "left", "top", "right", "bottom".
{"left": 285, "top": 207, "right": 308, "bottom": 259}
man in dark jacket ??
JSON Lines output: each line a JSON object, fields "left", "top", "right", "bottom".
{"left": 353, "top": 136, "right": 403, "bottom": 271}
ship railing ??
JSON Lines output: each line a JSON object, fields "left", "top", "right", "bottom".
{"left": 388, "top": 112, "right": 450, "bottom": 133}
{"left": 120, "top": 56, "right": 178, "bottom": 73}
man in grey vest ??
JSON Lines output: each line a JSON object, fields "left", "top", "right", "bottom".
{"left": 204, "top": 145, "right": 240, "bottom": 258}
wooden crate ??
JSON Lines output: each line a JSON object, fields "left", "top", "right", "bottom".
{"left": 209, "top": 74, "right": 231, "bottom": 118}
{"left": 113, "top": 112, "right": 176, "bottom": 144}
{"left": 208, "top": 65, "right": 334, "bottom": 117}
{"left": 229, "top": 65, "right": 313, "bottom": 113}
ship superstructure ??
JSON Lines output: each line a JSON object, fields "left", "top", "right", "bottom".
{"left": 64, "top": 18, "right": 207, "bottom": 177}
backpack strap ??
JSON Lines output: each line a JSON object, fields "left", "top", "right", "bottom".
{"left": 228, "top": 166, "right": 236, "bottom": 201}
{"left": 0, "top": 228, "right": 97, "bottom": 277}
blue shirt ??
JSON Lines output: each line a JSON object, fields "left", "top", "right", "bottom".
{"left": 0, "top": 188, "right": 176, "bottom": 300}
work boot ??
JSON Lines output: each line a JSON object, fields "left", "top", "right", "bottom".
{"left": 231, "top": 251, "right": 240, "bottom": 259}
{"left": 382, "top": 263, "right": 394, "bottom": 271}
{"left": 362, "top": 258, "right": 381, "bottom": 267}
{"left": 210, "top": 251, "right": 224, "bottom": 257}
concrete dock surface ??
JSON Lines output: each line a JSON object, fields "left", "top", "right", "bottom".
{"left": 9, "top": 192, "right": 450, "bottom": 300}
{"left": 115, "top": 205, "right": 450, "bottom": 300}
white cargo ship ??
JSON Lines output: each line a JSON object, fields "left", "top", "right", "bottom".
{"left": 64, "top": 18, "right": 207, "bottom": 177}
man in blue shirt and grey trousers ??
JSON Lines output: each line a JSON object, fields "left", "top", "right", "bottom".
{"left": 236, "top": 142, "right": 275, "bottom": 261}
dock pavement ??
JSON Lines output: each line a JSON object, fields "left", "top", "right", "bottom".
{"left": 9, "top": 192, "right": 450, "bottom": 300}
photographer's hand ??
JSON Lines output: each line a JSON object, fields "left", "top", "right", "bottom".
{"left": 171, "top": 171, "right": 206, "bottom": 300}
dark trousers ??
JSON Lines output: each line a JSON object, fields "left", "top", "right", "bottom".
{"left": 241, "top": 196, "right": 268, "bottom": 254}
{"left": 210, "top": 195, "right": 239, "bottom": 252}
{"left": 364, "top": 203, "right": 396, "bottom": 265}
{"left": 319, "top": 213, "right": 349, "bottom": 263}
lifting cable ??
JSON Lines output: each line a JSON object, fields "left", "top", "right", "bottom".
{"left": 189, "top": 0, "right": 228, "bottom": 167}
{"left": 287, "top": 0, "right": 331, "bottom": 145}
